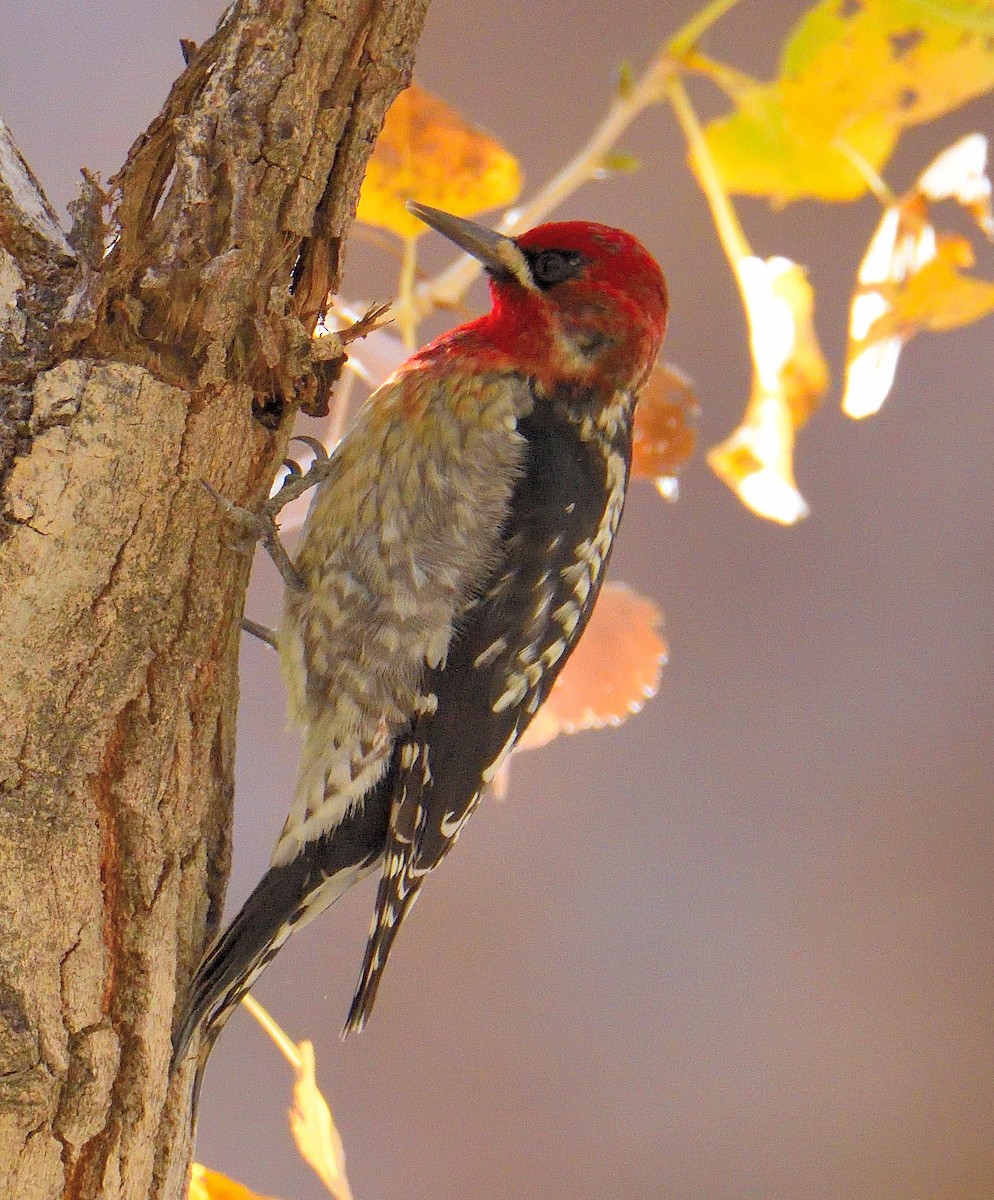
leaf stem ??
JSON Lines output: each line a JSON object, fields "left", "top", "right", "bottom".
{"left": 396, "top": 235, "right": 420, "bottom": 347}
{"left": 833, "top": 137, "right": 896, "bottom": 206}
{"left": 663, "top": 72, "right": 753, "bottom": 274}
{"left": 680, "top": 49, "right": 758, "bottom": 102}
{"left": 242, "top": 992, "right": 302, "bottom": 1070}
{"left": 667, "top": 0, "right": 748, "bottom": 60}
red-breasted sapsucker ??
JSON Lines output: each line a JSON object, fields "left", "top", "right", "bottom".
{"left": 173, "top": 202, "right": 668, "bottom": 1063}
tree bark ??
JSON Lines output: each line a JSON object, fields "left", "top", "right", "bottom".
{"left": 0, "top": 2, "right": 427, "bottom": 1197}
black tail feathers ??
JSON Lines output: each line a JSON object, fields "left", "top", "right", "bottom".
{"left": 171, "top": 853, "right": 313, "bottom": 1068}
{"left": 171, "top": 780, "right": 394, "bottom": 1070}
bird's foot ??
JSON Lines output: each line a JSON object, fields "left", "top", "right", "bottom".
{"left": 241, "top": 617, "right": 278, "bottom": 648}
{"left": 201, "top": 481, "right": 303, "bottom": 591}
{"left": 265, "top": 437, "right": 332, "bottom": 517}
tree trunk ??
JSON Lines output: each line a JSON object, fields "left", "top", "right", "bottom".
{"left": 0, "top": 2, "right": 427, "bottom": 1196}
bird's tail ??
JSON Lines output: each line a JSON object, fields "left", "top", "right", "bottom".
{"left": 171, "top": 779, "right": 394, "bottom": 1069}
{"left": 341, "top": 898, "right": 416, "bottom": 1036}
{"left": 171, "top": 852, "right": 314, "bottom": 1068}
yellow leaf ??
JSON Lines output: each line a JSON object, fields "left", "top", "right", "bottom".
{"left": 781, "top": 0, "right": 994, "bottom": 139}
{"left": 357, "top": 81, "right": 522, "bottom": 240}
{"left": 188, "top": 1164, "right": 278, "bottom": 1200}
{"left": 703, "top": 0, "right": 994, "bottom": 203}
{"left": 289, "top": 1040, "right": 354, "bottom": 1200}
{"left": 702, "top": 81, "right": 898, "bottom": 204}
{"left": 709, "top": 257, "right": 829, "bottom": 523}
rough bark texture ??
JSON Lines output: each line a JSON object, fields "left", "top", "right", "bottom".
{"left": 0, "top": 2, "right": 428, "bottom": 1197}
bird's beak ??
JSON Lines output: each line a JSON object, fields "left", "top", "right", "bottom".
{"left": 406, "top": 202, "right": 523, "bottom": 281}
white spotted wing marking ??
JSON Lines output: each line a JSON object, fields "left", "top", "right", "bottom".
{"left": 492, "top": 673, "right": 528, "bottom": 714}
{"left": 272, "top": 737, "right": 391, "bottom": 868}
{"left": 482, "top": 729, "right": 518, "bottom": 784}
{"left": 439, "top": 795, "right": 481, "bottom": 839}
{"left": 474, "top": 636, "right": 508, "bottom": 669}
{"left": 346, "top": 394, "right": 634, "bottom": 1035}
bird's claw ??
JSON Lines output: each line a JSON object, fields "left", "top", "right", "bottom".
{"left": 265, "top": 445, "right": 333, "bottom": 518}
{"left": 241, "top": 617, "right": 278, "bottom": 648}
{"left": 291, "top": 435, "right": 331, "bottom": 464}
{"left": 201, "top": 481, "right": 272, "bottom": 552}
{"left": 201, "top": 480, "right": 303, "bottom": 591}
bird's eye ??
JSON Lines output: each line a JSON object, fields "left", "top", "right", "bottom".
{"left": 529, "top": 249, "right": 585, "bottom": 288}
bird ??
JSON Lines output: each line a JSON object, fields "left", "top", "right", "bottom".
{"left": 173, "top": 200, "right": 668, "bottom": 1065}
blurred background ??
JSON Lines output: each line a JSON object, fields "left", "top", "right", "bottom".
{"left": 2, "top": 2, "right": 993, "bottom": 1197}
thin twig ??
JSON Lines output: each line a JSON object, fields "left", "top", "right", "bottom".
{"left": 663, "top": 72, "right": 753, "bottom": 274}
{"left": 242, "top": 993, "right": 302, "bottom": 1069}
{"left": 680, "top": 48, "right": 758, "bottom": 102}
{"left": 667, "top": 0, "right": 748, "bottom": 59}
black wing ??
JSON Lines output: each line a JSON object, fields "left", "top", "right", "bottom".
{"left": 343, "top": 391, "right": 632, "bottom": 1031}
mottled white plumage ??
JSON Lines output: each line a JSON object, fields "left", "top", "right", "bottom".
{"left": 272, "top": 367, "right": 533, "bottom": 867}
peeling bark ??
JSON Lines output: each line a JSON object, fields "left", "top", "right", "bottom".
{"left": 0, "top": 2, "right": 428, "bottom": 1197}
{"left": 0, "top": 118, "right": 78, "bottom": 488}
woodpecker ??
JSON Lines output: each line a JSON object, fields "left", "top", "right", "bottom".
{"left": 174, "top": 202, "right": 668, "bottom": 1063}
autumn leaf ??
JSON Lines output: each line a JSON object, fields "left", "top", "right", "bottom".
{"left": 781, "top": 0, "right": 994, "bottom": 138}
{"left": 515, "top": 582, "right": 667, "bottom": 753}
{"left": 702, "top": 0, "right": 994, "bottom": 204}
{"left": 709, "top": 256, "right": 829, "bottom": 524}
{"left": 879, "top": 236, "right": 994, "bottom": 331}
{"left": 703, "top": 81, "right": 897, "bottom": 204}
{"left": 356, "top": 81, "right": 522, "bottom": 240}
{"left": 188, "top": 1164, "right": 278, "bottom": 1200}
{"left": 917, "top": 131, "right": 994, "bottom": 238}
{"left": 289, "top": 1040, "right": 354, "bottom": 1200}
{"left": 843, "top": 134, "right": 994, "bottom": 418}
{"left": 631, "top": 362, "right": 698, "bottom": 499}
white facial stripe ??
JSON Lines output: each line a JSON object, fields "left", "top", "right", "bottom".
{"left": 497, "top": 240, "right": 538, "bottom": 291}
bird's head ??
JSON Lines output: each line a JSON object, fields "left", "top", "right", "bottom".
{"left": 408, "top": 202, "right": 668, "bottom": 396}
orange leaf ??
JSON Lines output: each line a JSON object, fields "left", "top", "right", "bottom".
{"left": 357, "top": 81, "right": 522, "bottom": 240}
{"left": 516, "top": 582, "right": 666, "bottom": 753}
{"left": 188, "top": 1164, "right": 278, "bottom": 1200}
{"left": 631, "top": 362, "right": 698, "bottom": 491}
{"left": 709, "top": 256, "right": 829, "bottom": 524}
{"left": 843, "top": 135, "right": 994, "bottom": 419}
{"left": 878, "top": 236, "right": 994, "bottom": 334}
